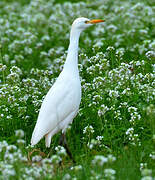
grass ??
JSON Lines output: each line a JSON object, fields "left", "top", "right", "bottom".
{"left": 0, "top": 0, "right": 155, "bottom": 179}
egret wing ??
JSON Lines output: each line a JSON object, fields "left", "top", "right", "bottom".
{"left": 31, "top": 74, "right": 80, "bottom": 145}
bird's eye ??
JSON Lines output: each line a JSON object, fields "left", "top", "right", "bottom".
{"left": 85, "top": 20, "right": 89, "bottom": 24}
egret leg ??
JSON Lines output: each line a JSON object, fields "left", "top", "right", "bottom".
{"left": 59, "top": 133, "right": 76, "bottom": 163}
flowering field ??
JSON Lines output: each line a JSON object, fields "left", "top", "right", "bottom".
{"left": 0, "top": 0, "right": 155, "bottom": 179}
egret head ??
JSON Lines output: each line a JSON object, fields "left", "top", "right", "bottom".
{"left": 72, "top": 17, "right": 104, "bottom": 31}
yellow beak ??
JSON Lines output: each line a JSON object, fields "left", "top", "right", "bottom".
{"left": 86, "top": 19, "right": 105, "bottom": 24}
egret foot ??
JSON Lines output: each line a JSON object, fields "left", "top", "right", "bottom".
{"left": 59, "top": 133, "right": 76, "bottom": 163}
{"left": 28, "top": 148, "right": 46, "bottom": 164}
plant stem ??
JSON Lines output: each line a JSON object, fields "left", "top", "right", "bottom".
{"left": 0, "top": 44, "right": 6, "bottom": 84}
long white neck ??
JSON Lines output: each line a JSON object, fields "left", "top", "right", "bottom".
{"left": 64, "top": 27, "right": 81, "bottom": 72}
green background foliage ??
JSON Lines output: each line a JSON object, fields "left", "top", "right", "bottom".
{"left": 0, "top": 0, "right": 154, "bottom": 179}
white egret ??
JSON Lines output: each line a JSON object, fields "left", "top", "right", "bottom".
{"left": 31, "top": 17, "right": 104, "bottom": 150}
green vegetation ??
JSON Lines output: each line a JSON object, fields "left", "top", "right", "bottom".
{"left": 0, "top": 0, "right": 154, "bottom": 179}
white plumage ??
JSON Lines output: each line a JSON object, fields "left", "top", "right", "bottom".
{"left": 31, "top": 17, "right": 104, "bottom": 147}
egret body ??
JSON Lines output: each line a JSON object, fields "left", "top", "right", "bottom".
{"left": 31, "top": 17, "right": 104, "bottom": 148}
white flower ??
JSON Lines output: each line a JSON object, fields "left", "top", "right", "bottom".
{"left": 104, "top": 168, "right": 116, "bottom": 180}
{"left": 145, "top": 51, "right": 155, "bottom": 59}
{"left": 128, "top": 106, "right": 137, "bottom": 113}
{"left": 2, "top": 165, "right": 16, "bottom": 177}
{"left": 92, "top": 155, "right": 108, "bottom": 166}
{"left": 32, "top": 155, "right": 42, "bottom": 162}
{"left": 98, "top": 104, "right": 109, "bottom": 117}
{"left": 96, "top": 136, "right": 104, "bottom": 141}
{"left": 149, "top": 152, "right": 155, "bottom": 160}
{"left": 126, "top": 128, "right": 134, "bottom": 135}
{"left": 141, "top": 169, "right": 152, "bottom": 176}
{"left": 7, "top": 145, "right": 17, "bottom": 152}
{"left": 62, "top": 173, "right": 71, "bottom": 180}
{"left": 141, "top": 176, "right": 153, "bottom": 180}
{"left": 109, "top": 90, "right": 119, "bottom": 98}
{"left": 50, "top": 155, "right": 62, "bottom": 164}
{"left": 107, "top": 46, "right": 115, "bottom": 51}
{"left": 87, "top": 139, "right": 99, "bottom": 149}
{"left": 55, "top": 145, "right": 67, "bottom": 156}
{"left": 10, "top": 66, "right": 22, "bottom": 75}
{"left": 70, "top": 165, "right": 82, "bottom": 171}
{"left": 0, "top": 64, "right": 7, "bottom": 71}
{"left": 83, "top": 125, "right": 94, "bottom": 134}
{"left": 107, "top": 154, "right": 116, "bottom": 163}
{"left": 15, "top": 129, "right": 24, "bottom": 138}
{"left": 140, "top": 163, "right": 147, "bottom": 170}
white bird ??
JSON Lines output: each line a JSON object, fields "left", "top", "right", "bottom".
{"left": 31, "top": 17, "right": 104, "bottom": 148}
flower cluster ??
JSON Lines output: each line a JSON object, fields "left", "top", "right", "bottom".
{"left": 83, "top": 125, "right": 94, "bottom": 135}
{"left": 0, "top": 0, "right": 154, "bottom": 179}
{"left": 92, "top": 154, "right": 116, "bottom": 167}
{"left": 91, "top": 154, "right": 116, "bottom": 179}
